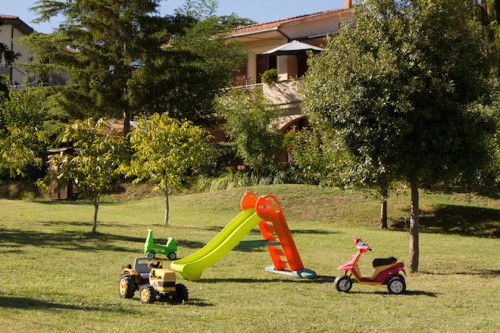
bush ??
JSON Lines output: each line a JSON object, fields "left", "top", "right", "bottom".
{"left": 260, "top": 68, "right": 278, "bottom": 84}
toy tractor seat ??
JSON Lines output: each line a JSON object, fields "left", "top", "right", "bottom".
{"left": 372, "top": 257, "right": 397, "bottom": 268}
{"left": 134, "top": 258, "right": 152, "bottom": 279}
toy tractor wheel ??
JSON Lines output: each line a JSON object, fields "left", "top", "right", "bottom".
{"left": 334, "top": 275, "right": 352, "bottom": 292}
{"left": 146, "top": 252, "right": 156, "bottom": 259}
{"left": 168, "top": 252, "right": 177, "bottom": 260}
{"left": 387, "top": 275, "right": 406, "bottom": 294}
{"left": 139, "top": 284, "right": 156, "bottom": 304}
{"left": 172, "top": 283, "right": 189, "bottom": 303}
{"left": 118, "top": 274, "right": 135, "bottom": 298}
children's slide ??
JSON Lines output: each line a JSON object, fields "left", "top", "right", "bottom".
{"left": 170, "top": 208, "right": 263, "bottom": 281}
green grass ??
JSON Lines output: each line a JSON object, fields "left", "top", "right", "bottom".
{"left": 1, "top": 184, "right": 499, "bottom": 332}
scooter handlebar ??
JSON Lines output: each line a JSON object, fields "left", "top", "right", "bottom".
{"left": 354, "top": 237, "right": 371, "bottom": 252}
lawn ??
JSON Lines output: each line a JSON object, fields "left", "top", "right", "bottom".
{"left": 0, "top": 184, "right": 499, "bottom": 332}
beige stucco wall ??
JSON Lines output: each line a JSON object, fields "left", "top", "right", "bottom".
{"left": 0, "top": 23, "right": 33, "bottom": 85}
{"left": 233, "top": 8, "right": 354, "bottom": 85}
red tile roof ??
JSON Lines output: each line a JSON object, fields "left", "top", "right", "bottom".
{"left": 0, "top": 14, "right": 19, "bottom": 19}
{"left": 0, "top": 14, "right": 34, "bottom": 34}
{"left": 231, "top": 7, "right": 350, "bottom": 35}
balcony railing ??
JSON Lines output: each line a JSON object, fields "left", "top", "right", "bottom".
{"left": 231, "top": 79, "right": 303, "bottom": 109}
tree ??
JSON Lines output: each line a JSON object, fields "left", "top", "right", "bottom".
{"left": 125, "top": 113, "right": 212, "bottom": 225}
{"left": 285, "top": 126, "right": 393, "bottom": 229}
{"left": 20, "top": 0, "right": 170, "bottom": 137}
{"left": 215, "top": 88, "right": 284, "bottom": 183}
{"left": 130, "top": 2, "right": 249, "bottom": 128}
{"left": 302, "top": 0, "right": 495, "bottom": 272}
{"left": 0, "top": 83, "right": 51, "bottom": 179}
{"left": 0, "top": 126, "right": 47, "bottom": 179}
{"left": 39, "top": 119, "right": 127, "bottom": 233}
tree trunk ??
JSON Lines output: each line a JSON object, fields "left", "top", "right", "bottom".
{"left": 92, "top": 194, "right": 100, "bottom": 234}
{"left": 409, "top": 181, "right": 419, "bottom": 272}
{"left": 380, "top": 187, "right": 388, "bottom": 229}
{"left": 380, "top": 198, "right": 388, "bottom": 229}
{"left": 123, "top": 110, "right": 130, "bottom": 139}
{"left": 164, "top": 188, "right": 169, "bottom": 225}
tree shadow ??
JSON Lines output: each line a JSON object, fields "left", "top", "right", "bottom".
{"left": 35, "top": 200, "right": 121, "bottom": 206}
{"left": 0, "top": 296, "right": 136, "bottom": 313}
{"left": 0, "top": 227, "right": 144, "bottom": 253}
{"left": 391, "top": 204, "right": 500, "bottom": 238}
{"left": 420, "top": 269, "right": 500, "bottom": 278}
{"left": 38, "top": 220, "right": 132, "bottom": 228}
{"left": 175, "top": 239, "right": 209, "bottom": 249}
{"left": 290, "top": 229, "right": 337, "bottom": 235}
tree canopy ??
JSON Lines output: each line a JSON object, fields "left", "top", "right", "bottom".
{"left": 125, "top": 113, "right": 212, "bottom": 224}
{"left": 302, "top": 0, "right": 496, "bottom": 272}
{"left": 215, "top": 88, "right": 284, "bottom": 182}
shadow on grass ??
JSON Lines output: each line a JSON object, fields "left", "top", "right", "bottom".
{"left": 391, "top": 204, "right": 500, "bottom": 238}
{"left": 35, "top": 200, "right": 122, "bottom": 206}
{"left": 0, "top": 227, "right": 144, "bottom": 253}
{"left": 38, "top": 220, "right": 133, "bottom": 229}
{"left": 198, "top": 275, "right": 336, "bottom": 284}
{"left": 183, "top": 298, "right": 215, "bottom": 307}
{"left": 175, "top": 239, "right": 210, "bottom": 249}
{"left": 421, "top": 269, "right": 500, "bottom": 277}
{"left": 0, "top": 296, "right": 133, "bottom": 312}
{"left": 363, "top": 290, "right": 438, "bottom": 297}
{"left": 290, "top": 229, "right": 337, "bottom": 235}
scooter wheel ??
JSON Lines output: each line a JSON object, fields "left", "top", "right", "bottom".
{"left": 168, "top": 252, "right": 177, "bottom": 260}
{"left": 387, "top": 275, "right": 406, "bottom": 294}
{"left": 334, "top": 275, "right": 352, "bottom": 292}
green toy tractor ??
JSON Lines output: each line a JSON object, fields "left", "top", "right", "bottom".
{"left": 144, "top": 229, "right": 177, "bottom": 260}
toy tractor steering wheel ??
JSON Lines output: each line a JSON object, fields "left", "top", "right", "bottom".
{"left": 147, "top": 259, "right": 163, "bottom": 269}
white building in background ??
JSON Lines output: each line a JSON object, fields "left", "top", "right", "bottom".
{"left": 0, "top": 14, "right": 34, "bottom": 85}
{"left": 0, "top": 14, "right": 69, "bottom": 86}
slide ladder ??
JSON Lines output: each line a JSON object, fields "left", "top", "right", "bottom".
{"left": 254, "top": 195, "right": 316, "bottom": 278}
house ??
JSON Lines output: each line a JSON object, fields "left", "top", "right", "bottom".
{"left": 227, "top": 0, "right": 355, "bottom": 132}
{"left": 0, "top": 14, "right": 68, "bottom": 86}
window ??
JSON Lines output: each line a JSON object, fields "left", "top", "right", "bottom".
{"left": 256, "top": 54, "right": 277, "bottom": 83}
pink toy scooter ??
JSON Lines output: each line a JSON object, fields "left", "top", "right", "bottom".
{"left": 334, "top": 237, "right": 406, "bottom": 294}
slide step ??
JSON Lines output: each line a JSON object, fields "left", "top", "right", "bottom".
{"left": 273, "top": 248, "right": 285, "bottom": 256}
{"left": 280, "top": 261, "right": 291, "bottom": 270}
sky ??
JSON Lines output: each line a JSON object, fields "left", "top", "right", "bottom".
{"left": 1, "top": 0, "right": 347, "bottom": 34}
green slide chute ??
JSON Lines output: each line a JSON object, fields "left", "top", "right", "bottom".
{"left": 170, "top": 208, "right": 262, "bottom": 280}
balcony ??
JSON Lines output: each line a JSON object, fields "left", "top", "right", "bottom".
{"left": 232, "top": 79, "right": 303, "bottom": 112}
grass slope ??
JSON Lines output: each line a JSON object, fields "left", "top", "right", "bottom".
{"left": 0, "top": 184, "right": 499, "bottom": 332}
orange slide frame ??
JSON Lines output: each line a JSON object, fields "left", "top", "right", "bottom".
{"left": 240, "top": 192, "right": 315, "bottom": 278}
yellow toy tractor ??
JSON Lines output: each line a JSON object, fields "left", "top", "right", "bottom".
{"left": 119, "top": 258, "right": 188, "bottom": 304}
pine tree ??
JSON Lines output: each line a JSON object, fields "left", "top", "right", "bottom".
{"left": 21, "top": 0, "right": 169, "bottom": 136}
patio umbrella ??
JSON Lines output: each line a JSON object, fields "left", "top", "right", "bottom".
{"left": 262, "top": 40, "right": 323, "bottom": 56}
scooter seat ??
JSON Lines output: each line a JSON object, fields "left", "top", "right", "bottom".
{"left": 372, "top": 257, "right": 397, "bottom": 267}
